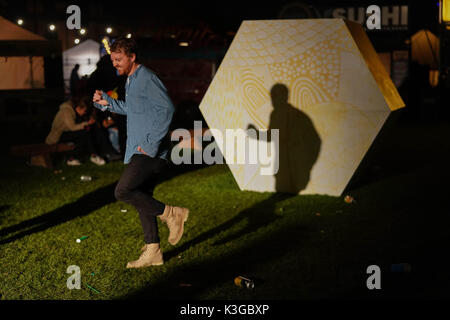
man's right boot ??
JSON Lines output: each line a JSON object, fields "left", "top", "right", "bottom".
{"left": 158, "top": 205, "right": 189, "bottom": 245}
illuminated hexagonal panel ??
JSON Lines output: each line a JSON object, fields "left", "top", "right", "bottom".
{"left": 199, "top": 19, "right": 404, "bottom": 196}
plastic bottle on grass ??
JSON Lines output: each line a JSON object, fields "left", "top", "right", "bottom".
{"left": 234, "top": 276, "right": 255, "bottom": 289}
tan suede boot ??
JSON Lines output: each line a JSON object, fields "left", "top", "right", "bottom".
{"left": 126, "top": 243, "right": 164, "bottom": 269}
{"left": 159, "top": 205, "right": 189, "bottom": 245}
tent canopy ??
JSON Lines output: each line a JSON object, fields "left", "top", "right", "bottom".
{"left": 0, "top": 16, "right": 45, "bottom": 41}
{"left": 0, "top": 16, "right": 45, "bottom": 90}
{"left": 63, "top": 39, "right": 100, "bottom": 91}
{"left": 411, "top": 29, "right": 440, "bottom": 69}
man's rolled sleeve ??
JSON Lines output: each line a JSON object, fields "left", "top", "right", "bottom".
{"left": 100, "top": 92, "right": 128, "bottom": 115}
{"left": 93, "top": 102, "right": 109, "bottom": 112}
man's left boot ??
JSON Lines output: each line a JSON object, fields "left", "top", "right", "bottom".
{"left": 126, "top": 243, "right": 164, "bottom": 269}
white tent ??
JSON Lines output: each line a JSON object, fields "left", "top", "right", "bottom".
{"left": 63, "top": 39, "right": 100, "bottom": 91}
{"left": 0, "top": 16, "right": 45, "bottom": 90}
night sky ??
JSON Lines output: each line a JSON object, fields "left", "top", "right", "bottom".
{"left": 0, "top": 0, "right": 440, "bottom": 34}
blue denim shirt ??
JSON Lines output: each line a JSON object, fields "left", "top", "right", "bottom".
{"left": 94, "top": 65, "right": 174, "bottom": 164}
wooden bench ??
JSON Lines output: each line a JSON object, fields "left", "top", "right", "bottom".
{"left": 10, "top": 143, "right": 75, "bottom": 168}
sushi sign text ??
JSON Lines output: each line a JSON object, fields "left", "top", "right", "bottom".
{"left": 331, "top": 5, "right": 408, "bottom": 31}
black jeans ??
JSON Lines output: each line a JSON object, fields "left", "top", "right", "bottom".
{"left": 114, "top": 154, "right": 167, "bottom": 244}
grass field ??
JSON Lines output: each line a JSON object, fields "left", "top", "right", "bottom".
{"left": 1, "top": 117, "right": 450, "bottom": 300}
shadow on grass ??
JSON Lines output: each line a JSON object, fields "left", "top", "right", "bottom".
{"left": 161, "top": 193, "right": 294, "bottom": 263}
{"left": 212, "top": 193, "right": 294, "bottom": 246}
{"left": 0, "top": 182, "right": 118, "bottom": 245}
{"left": 0, "top": 205, "right": 10, "bottom": 224}
{"left": 0, "top": 162, "right": 209, "bottom": 245}
{"left": 122, "top": 217, "right": 318, "bottom": 300}
{"left": 120, "top": 149, "right": 450, "bottom": 300}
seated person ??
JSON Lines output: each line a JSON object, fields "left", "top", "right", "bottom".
{"left": 102, "top": 114, "right": 121, "bottom": 154}
{"left": 45, "top": 95, "right": 106, "bottom": 166}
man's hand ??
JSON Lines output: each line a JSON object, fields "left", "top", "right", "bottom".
{"left": 87, "top": 117, "right": 96, "bottom": 126}
{"left": 93, "top": 90, "right": 109, "bottom": 106}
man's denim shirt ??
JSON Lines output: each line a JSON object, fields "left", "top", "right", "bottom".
{"left": 94, "top": 65, "right": 174, "bottom": 164}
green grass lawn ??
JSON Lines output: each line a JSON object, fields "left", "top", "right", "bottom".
{"left": 1, "top": 119, "right": 450, "bottom": 300}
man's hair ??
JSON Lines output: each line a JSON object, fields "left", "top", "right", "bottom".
{"left": 110, "top": 37, "right": 139, "bottom": 60}
{"left": 71, "top": 94, "right": 90, "bottom": 109}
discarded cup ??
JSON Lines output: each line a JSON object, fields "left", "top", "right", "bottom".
{"left": 80, "top": 175, "right": 92, "bottom": 182}
{"left": 76, "top": 236, "right": 89, "bottom": 243}
{"left": 85, "top": 283, "right": 101, "bottom": 294}
{"left": 344, "top": 195, "right": 355, "bottom": 203}
{"left": 120, "top": 209, "right": 128, "bottom": 213}
{"left": 234, "top": 276, "right": 254, "bottom": 289}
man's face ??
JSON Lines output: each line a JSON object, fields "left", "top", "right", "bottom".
{"left": 111, "top": 50, "right": 135, "bottom": 76}
{"left": 75, "top": 106, "right": 87, "bottom": 116}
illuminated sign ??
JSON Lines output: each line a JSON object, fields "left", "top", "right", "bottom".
{"left": 278, "top": 4, "right": 409, "bottom": 31}
{"left": 327, "top": 5, "right": 408, "bottom": 31}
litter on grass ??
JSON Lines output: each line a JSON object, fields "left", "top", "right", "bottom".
{"left": 234, "top": 276, "right": 255, "bottom": 289}
{"left": 344, "top": 195, "right": 355, "bottom": 203}
{"left": 76, "top": 236, "right": 89, "bottom": 243}
{"left": 86, "top": 283, "right": 101, "bottom": 294}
